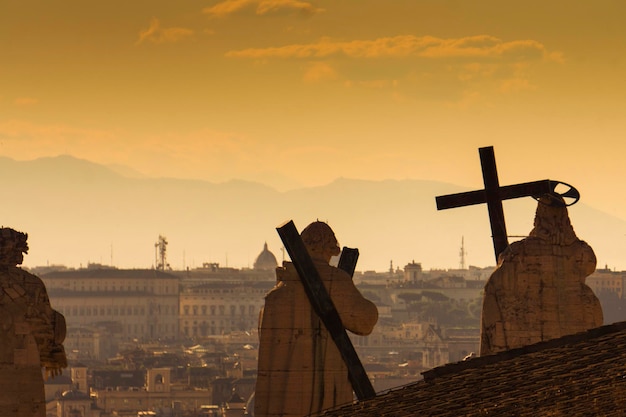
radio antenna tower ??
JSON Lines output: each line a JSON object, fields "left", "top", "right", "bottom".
{"left": 459, "top": 236, "right": 467, "bottom": 270}
{"left": 155, "top": 235, "right": 168, "bottom": 271}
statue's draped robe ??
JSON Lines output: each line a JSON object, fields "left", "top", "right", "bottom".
{"left": 255, "top": 261, "right": 378, "bottom": 417}
{"left": 480, "top": 196, "right": 603, "bottom": 356}
{"left": 0, "top": 267, "right": 66, "bottom": 416}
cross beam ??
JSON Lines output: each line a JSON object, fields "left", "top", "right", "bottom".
{"left": 276, "top": 220, "right": 376, "bottom": 401}
{"left": 435, "top": 146, "right": 579, "bottom": 261}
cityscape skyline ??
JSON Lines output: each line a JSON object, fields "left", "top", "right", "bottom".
{"left": 7, "top": 154, "right": 625, "bottom": 274}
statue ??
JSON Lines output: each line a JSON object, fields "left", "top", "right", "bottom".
{"left": 255, "top": 221, "right": 378, "bottom": 417}
{"left": 480, "top": 194, "right": 603, "bottom": 355}
{"left": 0, "top": 228, "right": 67, "bottom": 416}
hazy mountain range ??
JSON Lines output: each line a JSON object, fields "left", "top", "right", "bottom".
{"left": 1, "top": 155, "right": 625, "bottom": 272}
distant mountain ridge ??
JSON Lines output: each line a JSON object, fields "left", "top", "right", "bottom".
{"left": 1, "top": 155, "right": 625, "bottom": 272}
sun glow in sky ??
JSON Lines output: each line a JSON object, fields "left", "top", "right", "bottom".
{"left": 2, "top": 1, "right": 626, "bottom": 268}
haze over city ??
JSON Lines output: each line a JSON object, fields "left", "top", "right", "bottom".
{"left": 2, "top": 1, "right": 626, "bottom": 271}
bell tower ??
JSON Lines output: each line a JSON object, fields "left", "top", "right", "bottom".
{"left": 146, "top": 368, "right": 171, "bottom": 392}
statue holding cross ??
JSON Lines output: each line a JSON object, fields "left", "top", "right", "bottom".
{"left": 436, "top": 146, "right": 602, "bottom": 355}
{"left": 255, "top": 220, "right": 378, "bottom": 417}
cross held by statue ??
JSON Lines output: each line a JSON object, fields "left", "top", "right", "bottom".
{"left": 435, "top": 146, "right": 580, "bottom": 261}
{"left": 276, "top": 220, "right": 376, "bottom": 401}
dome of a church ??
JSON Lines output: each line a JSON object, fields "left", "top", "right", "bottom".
{"left": 254, "top": 242, "right": 278, "bottom": 271}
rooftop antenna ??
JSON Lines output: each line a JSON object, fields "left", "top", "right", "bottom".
{"left": 155, "top": 235, "right": 168, "bottom": 271}
{"left": 459, "top": 236, "right": 467, "bottom": 270}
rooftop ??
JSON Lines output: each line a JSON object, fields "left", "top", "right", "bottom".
{"left": 42, "top": 268, "right": 179, "bottom": 280}
{"left": 320, "top": 321, "right": 626, "bottom": 416}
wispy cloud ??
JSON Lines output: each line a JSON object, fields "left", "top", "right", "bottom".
{"left": 302, "top": 62, "right": 337, "bottom": 83}
{"left": 226, "top": 35, "right": 553, "bottom": 61}
{"left": 136, "top": 18, "right": 194, "bottom": 45}
{"left": 226, "top": 34, "right": 560, "bottom": 98}
{"left": 498, "top": 77, "right": 537, "bottom": 93}
{"left": 0, "top": 120, "right": 120, "bottom": 148}
{"left": 203, "top": 0, "right": 324, "bottom": 18}
{"left": 14, "top": 97, "right": 39, "bottom": 106}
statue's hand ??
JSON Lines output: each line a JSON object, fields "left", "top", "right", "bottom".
{"left": 45, "top": 366, "right": 63, "bottom": 380}
{"left": 51, "top": 349, "right": 68, "bottom": 368}
{"left": 43, "top": 348, "right": 68, "bottom": 380}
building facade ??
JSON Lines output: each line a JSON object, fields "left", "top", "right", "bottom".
{"left": 42, "top": 267, "right": 180, "bottom": 341}
{"left": 179, "top": 281, "right": 273, "bottom": 337}
{"left": 586, "top": 267, "right": 626, "bottom": 299}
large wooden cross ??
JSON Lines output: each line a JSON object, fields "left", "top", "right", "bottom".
{"left": 435, "top": 146, "right": 580, "bottom": 261}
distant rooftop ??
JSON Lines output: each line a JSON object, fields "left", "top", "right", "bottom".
{"left": 42, "top": 268, "right": 179, "bottom": 279}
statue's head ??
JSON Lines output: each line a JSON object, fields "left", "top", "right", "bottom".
{"left": 301, "top": 221, "right": 341, "bottom": 262}
{"left": 529, "top": 194, "right": 577, "bottom": 245}
{"left": 0, "top": 228, "right": 28, "bottom": 267}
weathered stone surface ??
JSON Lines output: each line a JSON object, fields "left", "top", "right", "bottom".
{"left": 0, "top": 228, "right": 67, "bottom": 416}
{"left": 480, "top": 195, "right": 603, "bottom": 356}
{"left": 255, "top": 221, "right": 378, "bottom": 417}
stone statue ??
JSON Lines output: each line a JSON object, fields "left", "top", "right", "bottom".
{"left": 255, "top": 221, "right": 378, "bottom": 417}
{"left": 480, "top": 194, "right": 603, "bottom": 356}
{"left": 0, "top": 228, "right": 67, "bottom": 416}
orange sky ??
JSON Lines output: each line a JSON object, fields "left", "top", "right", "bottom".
{"left": 2, "top": 1, "right": 626, "bottom": 266}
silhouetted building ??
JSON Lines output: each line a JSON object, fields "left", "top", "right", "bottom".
{"left": 404, "top": 261, "right": 423, "bottom": 282}
{"left": 253, "top": 243, "right": 278, "bottom": 271}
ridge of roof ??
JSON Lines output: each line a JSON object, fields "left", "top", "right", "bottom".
{"left": 422, "top": 320, "right": 626, "bottom": 382}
